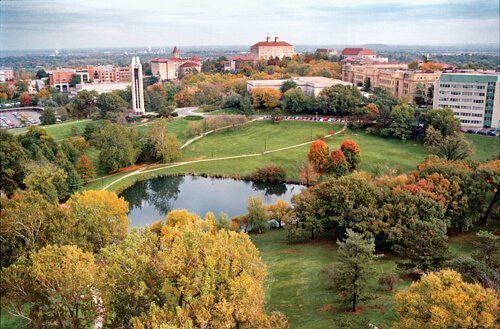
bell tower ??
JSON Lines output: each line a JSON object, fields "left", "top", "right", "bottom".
{"left": 130, "top": 56, "right": 145, "bottom": 115}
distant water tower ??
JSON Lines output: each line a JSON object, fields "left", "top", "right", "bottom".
{"left": 130, "top": 57, "right": 145, "bottom": 115}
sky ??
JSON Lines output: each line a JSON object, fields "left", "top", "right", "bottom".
{"left": 1, "top": 0, "right": 499, "bottom": 50}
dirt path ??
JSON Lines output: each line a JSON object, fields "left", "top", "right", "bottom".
{"left": 100, "top": 127, "right": 346, "bottom": 191}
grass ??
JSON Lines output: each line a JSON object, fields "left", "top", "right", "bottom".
{"left": 9, "top": 119, "right": 98, "bottom": 142}
{"left": 465, "top": 134, "right": 500, "bottom": 162}
{"left": 250, "top": 228, "right": 485, "bottom": 329}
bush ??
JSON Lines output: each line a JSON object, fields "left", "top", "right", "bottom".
{"left": 199, "top": 104, "right": 220, "bottom": 112}
{"left": 185, "top": 115, "right": 203, "bottom": 121}
{"left": 187, "top": 121, "right": 204, "bottom": 137}
{"left": 378, "top": 272, "right": 401, "bottom": 291}
{"left": 251, "top": 165, "right": 287, "bottom": 183}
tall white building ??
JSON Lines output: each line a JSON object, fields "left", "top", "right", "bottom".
{"left": 433, "top": 72, "right": 500, "bottom": 129}
{"left": 130, "top": 57, "right": 145, "bottom": 115}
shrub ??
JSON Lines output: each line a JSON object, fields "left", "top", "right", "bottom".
{"left": 378, "top": 272, "right": 401, "bottom": 291}
{"left": 199, "top": 104, "right": 220, "bottom": 112}
{"left": 251, "top": 165, "right": 286, "bottom": 183}
{"left": 185, "top": 115, "right": 203, "bottom": 121}
{"left": 187, "top": 121, "right": 204, "bottom": 137}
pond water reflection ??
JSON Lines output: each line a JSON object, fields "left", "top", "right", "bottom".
{"left": 120, "top": 175, "right": 306, "bottom": 227}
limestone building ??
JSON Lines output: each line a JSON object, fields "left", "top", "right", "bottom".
{"left": 433, "top": 72, "right": 500, "bottom": 129}
{"left": 131, "top": 57, "right": 145, "bottom": 115}
{"left": 150, "top": 47, "right": 202, "bottom": 81}
{"left": 247, "top": 76, "right": 352, "bottom": 97}
{"left": 250, "top": 36, "right": 294, "bottom": 59}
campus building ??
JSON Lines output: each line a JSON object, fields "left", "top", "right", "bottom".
{"left": 49, "top": 65, "right": 131, "bottom": 91}
{"left": 223, "top": 55, "right": 257, "bottom": 72}
{"left": 247, "top": 76, "right": 352, "bottom": 97}
{"left": 433, "top": 72, "right": 500, "bottom": 129}
{"left": 316, "top": 48, "right": 338, "bottom": 57}
{"left": 341, "top": 48, "right": 388, "bottom": 63}
{"left": 0, "top": 67, "right": 14, "bottom": 82}
{"left": 250, "top": 36, "right": 294, "bottom": 59}
{"left": 342, "top": 62, "right": 441, "bottom": 103}
{"left": 150, "top": 47, "right": 202, "bottom": 81}
{"left": 49, "top": 68, "right": 75, "bottom": 92}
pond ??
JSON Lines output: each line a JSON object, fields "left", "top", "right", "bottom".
{"left": 120, "top": 175, "right": 306, "bottom": 227}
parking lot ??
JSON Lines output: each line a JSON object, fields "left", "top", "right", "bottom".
{"left": 0, "top": 110, "right": 41, "bottom": 129}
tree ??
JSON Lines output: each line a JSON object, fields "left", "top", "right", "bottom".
{"left": 427, "top": 133, "right": 473, "bottom": 160}
{"left": 280, "top": 79, "right": 298, "bottom": 93}
{"left": 393, "top": 270, "right": 497, "bottom": 329}
{"left": 362, "top": 77, "right": 371, "bottom": 92}
{"left": 340, "top": 140, "right": 361, "bottom": 170}
{"left": 36, "top": 68, "right": 49, "bottom": 79}
{"left": 299, "top": 160, "right": 320, "bottom": 185}
{"left": 99, "top": 215, "right": 287, "bottom": 328}
{"left": 39, "top": 107, "right": 57, "bottom": 125}
{"left": 267, "top": 200, "right": 291, "bottom": 228}
{"left": 472, "top": 231, "right": 499, "bottom": 269}
{"left": 96, "top": 92, "right": 128, "bottom": 118}
{"left": 15, "top": 81, "right": 29, "bottom": 94}
{"left": 308, "top": 139, "right": 330, "bottom": 173}
{"left": 70, "top": 90, "right": 98, "bottom": 118}
{"left": 378, "top": 272, "right": 400, "bottom": 291}
{"left": 95, "top": 122, "right": 140, "bottom": 172}
{"left": 290, "top": 187, "right": 323, "bottom": 241}
{"left": 388, "top": 104, "right": 417, "bottom": 140}
{"left": 330, "top": 149, "right": 349, "bottom": 176}
{"left": 281, "top": 88, "right": 314, "bottom": 113}
{"left": 421, "top": 108, "right": 460, "bottom": 137}
{"left": 246, "top": 196, "right": 269, "bottom": 233}
{"left": 239, "top": 94, "right": 253, "bottom": 115}
{"left": 67, "top": 190, "right": 129, "bottom": 252}
{"left": 145, "top": 119, "right": 181, "bottom": 163}
{"left": 0, "top": 129, "right": 27, "bottom": 195}
{"left": 23, "top": 164, "right": 68, "bottom": 202}
{"left": 75, "top": 155, "right": 97, "bottom": 182}
{"left": 19, "top": 93, "right": 31, "bottom": 107}
{"left": 324, "top": 229, "right": 378, "bottom": 312}
{"left": 144, "top": 89, "right": 166, "bottom": 112}
{"left": 1, "top": 245, "right": 97, "bottom": 328}
{"left": 251, "top": 87, "right": 281, "bottom": 110}
{"left": 318, "top": 85, "right": 363, "bottom": 116}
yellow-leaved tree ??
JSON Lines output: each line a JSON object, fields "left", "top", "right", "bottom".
{"left": 393, "top": 269, "right": 497, "bottom": 329}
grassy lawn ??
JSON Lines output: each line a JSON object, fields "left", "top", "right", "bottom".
{"left": 465, "top": 134, "right": 500, "bottom": 161}
{"left": 9, "top": 119, "right": 98, "bottom": 141}
{"left": 134, "top": 118, "right": 191, "bottom": 144}
{"left": 250, "top": 228, "right": 485, "bottom": 329}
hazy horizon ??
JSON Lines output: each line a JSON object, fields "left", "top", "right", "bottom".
{"left": 1, "top": 0, "right": 499, "bottom": 51}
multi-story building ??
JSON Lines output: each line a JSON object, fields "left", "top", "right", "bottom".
{"left": 433, "top": 72, "right": 500, "bottom": 129}
{"left": 0, "top": 67, "right": 14, "bottom": 82}
{"left": 250, "top": 36, "right": 294, "bottom": 59}
{"left": 316, "top": 48, "right": 338, "bottom": 57}
{"left": 342, "top": 62, "right": 441, "bottom": 103}
{"left": 49, "top": 68, "right": 76, "bottom": 92}
{"left": 341, "top": 48, "right": 388, "bottom": 62}
{"left": 247, "top": 76, "right": 352, "bottom": 96}
{"left": 50, "top": 65, "right": 131, "bottom": 91}
{"left": 150, "top": 47, "right": 202, "bottom": 81}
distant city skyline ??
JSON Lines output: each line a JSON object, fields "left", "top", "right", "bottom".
{"left": 1, "top": 0, "right": 499, "bottom": 50}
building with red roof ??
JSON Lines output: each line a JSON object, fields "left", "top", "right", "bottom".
{"left": 150, "top": 46, "right": 202, "bottom": 80}
{"left": 341, "top": 48, "right": 377, "bottom": 60}
{"left": 250, "top": 36, "right": 294, "bottom": 59}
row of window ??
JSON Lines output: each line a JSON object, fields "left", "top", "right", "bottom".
{"left": 440, "top": 84, "right": 486, "bottom": 89}
{"left": 439, "top": 91, "right": 485, "bottom": 96}
{"left": 439, "top": 98, "right": 484, "bottom": 103}
{"left": 460, "top": 119, "right": 482, "bottom": 124}
{"left": 447, "top": 105, "right": 484, "bottom": 110}
{"left": 454, "top": 111, "right": 482, "bottom": 117}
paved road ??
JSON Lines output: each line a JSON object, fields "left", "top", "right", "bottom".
{"left": 174, "top": 106, "right": 204, "bottom": 117}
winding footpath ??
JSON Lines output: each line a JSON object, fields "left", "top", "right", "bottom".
{"left": 100, "top": 125, "right": 346, "bottom": 191}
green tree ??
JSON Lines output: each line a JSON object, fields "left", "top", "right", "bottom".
{"left": 36, "top": 68, "right": 49, "bottom": 79}
{"left": 70, "top": 90, "right": 98, "bottom": 118}
{"left": 39, "top": 107, "right": 57, "bottom": 125}
{"left": 239, "top": 94, "right": 253, "bottom": 115}
{"left": 280, "top": 79, "right": 298, "bottom": 93}
{"left": 388, "top": 104, "right": 417, "bottom": 140}
{"left": 15, "top": 80, "right": 29, "bottom": 94}
{"left": 324, "top": 229, "right": 378, "bottom": 312}
{"left": 428, "top": 133, "right": 473, "bottom": 160}
{"left": 421, "top": 107, "right": 461, "bottom": 137}
{"left": 96, "top": 92, "right": 128, "bottom": 119}
{"left": 23, "top": 164, "right": 68, "bottom": 202}
{"left": 95, "top": 122, "right": 140, "bottom": 172}
{"left": 145, "top": 119, "right": 181, "bottom": 163}
{"left": 247, "top": 196, "right": 269, "bottom": 233}
{"left": 318, "top": 85, "right": 363, "bottom": 116}
{"left": 0, "top": 130, "right": 27, "bottom": 195}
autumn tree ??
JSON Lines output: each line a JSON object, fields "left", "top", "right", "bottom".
{"left": 251, "top": 87, "right": 281, "bottom": 110}
{"left": 145, "top": 119, "right": 181, "bottom": 163}
{"left": 19, "top": 93, "right": 31, "bottom": 107}
{"left": 299, "top": 160, "right": 320, "bottom": 185}
{"left": 75, "top": 154, "right": 97, "bottom": 182}
{"left": 23, "top": 163, "right": 68, "bottom": 202}
{"left": 308, "top": 139, "right": 330, "bottom": 173}
{"left": 66, "top": 190, "right": 130, "bottom": 252}
{"left": 267, "top": 200, "right": 291, "bottom": 228}
{"left": 340, "top": 140, "right": 361, "bottom": 170}
{"left": 393, "top": 270, "right": 497, "bottom": 329}
{"left": 99, "top": 213, "right": 287, "bottom": 328}
{"left": 1, "top": 245, "right": 97, "bottom": 328}
{"left": 330, "top": 149, "right": 349, "bottom": 176}
{"left": 324, "top": 229, "right": 378, "bottom": 312}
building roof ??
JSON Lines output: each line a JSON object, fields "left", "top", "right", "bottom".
{"left": 180, "top": 61, "right": 200, "bottom": 68}
{"left": 341, "top": 48, "right": 374, "bottom": 56}
{"left": 251, "top": 41, "right": 293, "bottom": 47}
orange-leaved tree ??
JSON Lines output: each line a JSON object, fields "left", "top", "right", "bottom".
{"left": 340, "top": 139, "right": 360, "bottom": 170}
{"left": 330, "top": 149, "right": 349, "bottom": 177}
{"left": 250, "top": 87, "right": 281, "bottom": 110}
{"left": 308, "top": 139, "right": 330, "bottom": 173}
